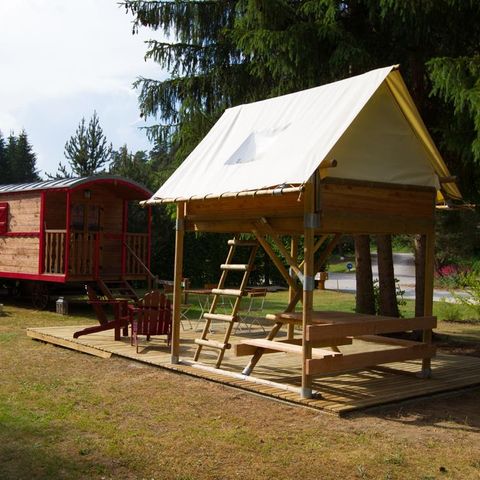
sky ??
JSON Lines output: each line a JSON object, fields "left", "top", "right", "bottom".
{"left": 0, "top": 0, "right": 165, "bottom": 178}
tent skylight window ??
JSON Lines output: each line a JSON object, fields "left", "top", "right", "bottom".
{"left": 225, "top": 125, "right": 290, "bottom": 165}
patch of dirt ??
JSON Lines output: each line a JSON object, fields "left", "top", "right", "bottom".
{"left": 437, "top": 343, "right": 480, "bottom": 357}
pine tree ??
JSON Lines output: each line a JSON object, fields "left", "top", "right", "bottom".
{"left": 124, "top": 0, "right": 480, "bottom": 196}
{"left": 1, "top": 131, "right": 40, "bottom": 184}
{"left": 11, "top": 130, "right": 40, "bottom": 182}
{"left": 124, "top": 0, "right": 480, "bottom": 290}
{"left": 60, "top": 111, "right": 113, "bottom": 177}
{"left": 5, "top": 134, "right": 17, "bottom": 183}
{"left": 428, "top": 56, "right": 480, "bottom": 201}
{"left": 0, "top": 131, "right": 9, "bottom": 183}
{"left": 110, "top": 145, "right": 151, "bottom": 187}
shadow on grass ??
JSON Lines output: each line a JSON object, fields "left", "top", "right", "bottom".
{"left": 357, "top": 387, "right": 480, "bottom": 432}
{"left": 0, "top": 411, "right": 113, "bottom": 480}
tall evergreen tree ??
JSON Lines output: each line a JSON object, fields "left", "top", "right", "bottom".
{"left": 124, "top": 0, "right": 480, "bottom": 196}
{"left": 110, "top": 145, "right": 151, "bottom": 187}
{"left": 124, "top": 0, "right": 480, "bottom": 289}
{"left": 55, "top": 111, "right": 113, "bottom": 178}
{"left": 10, "top": 130, "right": 40, "bottom": 182}
{"left": 0, "top": 131, "right": 9, "bottom": 183}
{"left": 5, "top": 133, "right": 17, "bottom": 183}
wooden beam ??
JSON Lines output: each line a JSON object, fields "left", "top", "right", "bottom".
{"left": 234, "top": 336, "right": 352, "bottom": 357}
{"left": 282, "top": 234, "right": 341, "bottom": 313}
{"left": 255, "top": 219, "right": 304, "bottom": 283}
{"left": 38, "top": 191, "right": 46, "bottom": 274}
{"left": 288, "top": 236, "right": 299, "bottom": 339}
{"left": 187, "top": 216, "right": 304, "bottom": 234}
{"left": 252, "top": 231, "right": 298, "bottom": 291}
{"left": 236, "top": 338, "right": 341, "bottom": 358}
{"left": 306, "top": 316, "right": 437, "bottom": 342}
{"left": 171, "top": 202, "right": 185, "bottom": 364}
{"left": 64, "top": 191, "right": 71, "bottom": 278}
{"left": 306, "top": 344, "right": 436, "bottom": 376}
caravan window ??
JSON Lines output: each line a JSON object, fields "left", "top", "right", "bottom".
{"left": 0, "top": 202, "right": 9, "bottom": 235}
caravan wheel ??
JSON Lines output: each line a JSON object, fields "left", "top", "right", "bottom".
{"left": 31, "top": 283, "right": 50, "bottom": 310}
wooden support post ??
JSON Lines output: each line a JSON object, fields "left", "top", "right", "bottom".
{"left": 147, "top": 205, "right": 152, "bottom": 274}
{"left": 288, "top": 236, "right": 299, "bottom": 340}
{"left": 421, "top": 229, "right": 435, "bottom": 377}
{"left": 64, "top": 191, "right": 71, "bottom": 278}
{"left": 38, "top": 192, "right": 46, "bottom": 274}
{"left": 171, "top": 202, "right": 185, "bottom": 364}
{"left": 121, "top": 200, "right": 128, "bottom": 278}
{"left": 302, "top": 177, "right": 315, "bottom": 399}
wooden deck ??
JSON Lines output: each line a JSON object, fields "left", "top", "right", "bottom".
{"left": 27, "top": 325, "right": 480, "bottom": 415}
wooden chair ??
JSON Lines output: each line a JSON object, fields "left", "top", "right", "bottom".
{"left": 129, "top": 291, "right": 172, "bottom": 353}
{"left": 73, "top": 285, "right": 129, "bottom": 340}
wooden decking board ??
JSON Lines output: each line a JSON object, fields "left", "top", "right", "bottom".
{"left": 26, "top": 325, "right": 480, "bottom": 414}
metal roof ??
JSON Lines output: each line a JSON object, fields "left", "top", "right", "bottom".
{"left": 0, "top": 175, "right": 152, "bottom": 197}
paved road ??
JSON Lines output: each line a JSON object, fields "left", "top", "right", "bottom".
{"left": 324, "top": 252, "right": 455, "bottom": 302}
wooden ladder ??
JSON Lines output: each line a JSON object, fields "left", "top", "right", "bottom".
{"left": 193, "top": 236, "right": 259, "bottom": 368}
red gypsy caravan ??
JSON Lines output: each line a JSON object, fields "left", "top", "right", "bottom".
{"left": 0, "top": 175, "right": 152, "bottom": 307}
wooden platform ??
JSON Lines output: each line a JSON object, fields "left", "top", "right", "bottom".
{"left": 27, "top": 325, "right": 480, "bottom": 415}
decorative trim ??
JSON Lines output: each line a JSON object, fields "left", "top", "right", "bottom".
{"left": 0, "top": 271, "right": 66, "bottom": 283}
{"left": 0, "top": 232, "right": 40, "bottom": 238}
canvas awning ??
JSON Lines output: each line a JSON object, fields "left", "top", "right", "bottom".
{"left": 148, "top": 65, "right": 461, "bottom": 204}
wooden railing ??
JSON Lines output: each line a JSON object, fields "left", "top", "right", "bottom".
{"left": 125, "top": 233, "right": 149, "bottom": 275}
{"left": 43, "top": 230, "right": 149, "bottom": 278}
{"left": 69, "top": 231, "right": 98, "bottom": 276}
{"left": 44, "top": 230, "right": 66, "bottom": 274}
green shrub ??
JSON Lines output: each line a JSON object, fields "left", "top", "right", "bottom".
{"left": 451, "top": 272, "right": 480, "bottom": 320}
{"left": 437, "top": 298, "right": 463, "bottom": 322}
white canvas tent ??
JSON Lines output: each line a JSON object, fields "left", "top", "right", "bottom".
{"left": 148, "top": 65, "right": 460, "bottom": 204}
{"left": 150, "top": 66, "right": 459, "bottom": 400}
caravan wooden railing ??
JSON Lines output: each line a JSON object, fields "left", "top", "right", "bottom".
{"left": 125, "top": 233, "right": 149, "bottom": 275}
{"left": 43, "top": 230, "right": 149, "bottom": 277}
{"left": 69, "top": 231, "right": 98, "bottom": 276}
{"left": 44, "top": 230, "right": 66, "bottom": 274}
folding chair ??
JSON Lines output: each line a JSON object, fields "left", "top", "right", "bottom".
{"left": 163, "top": 278, "right": 193, "bottom": 330}
{"left": 235, "top": 288, "right": 267, "bottom": 333}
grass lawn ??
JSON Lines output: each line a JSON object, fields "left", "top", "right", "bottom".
{"left": 1, "top": 293, "right": 480, "bottom": 480}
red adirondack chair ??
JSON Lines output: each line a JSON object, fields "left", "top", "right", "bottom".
{"left": 129, "top": 291, "right": 172, "bottom": 353}
{"left": 73, "top": 285, "right": 129, "bottom": 340}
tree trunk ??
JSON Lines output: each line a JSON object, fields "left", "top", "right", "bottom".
{"left": 411, "top": 234, "right": 427, "bottom": 341}
{"left": 376, "top": 235, "right": 399, "bottom": 317}
{"left": 354, "top": 235, "right": 375, "bottom": 314}
{"left": 414, "top": 234, "right": 426, "bottom": 317}
{"left": 263, "top": 249, "right": 271, "bottom": 286}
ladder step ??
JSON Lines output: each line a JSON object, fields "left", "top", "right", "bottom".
{"left": 220, "top": 263, "right": 250, "bottom": 271}
{"left": 227, "top": 239, "right": 258, "bottom": 247}
{"left": 212, "top": 288, "right": 246, "bottom": 297}
{"left": 194, "top": 338, "right": 231, "bottom": 350}
{"left": 203, "top": 313, "right": 236, "bottom": 322}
